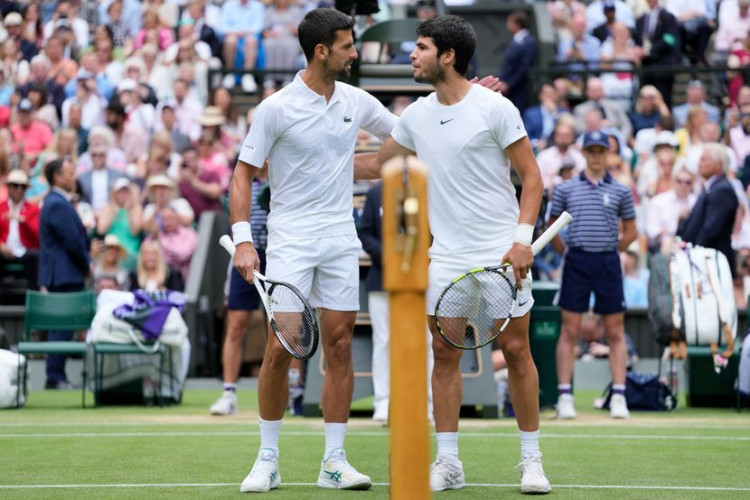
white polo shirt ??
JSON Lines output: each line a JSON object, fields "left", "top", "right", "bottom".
{"left": 391, "top": 85, "right": 528, "bottom": 262}
{"left": 239, "top": 71, "right": 396, "bottom": 239}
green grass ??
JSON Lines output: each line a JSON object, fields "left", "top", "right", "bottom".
{"left": 1, "top": 388, "right": 749, "bottom": 499}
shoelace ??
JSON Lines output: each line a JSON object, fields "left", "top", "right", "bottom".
{"left": 515, "top": 455, "right": 543, "bottom": 471}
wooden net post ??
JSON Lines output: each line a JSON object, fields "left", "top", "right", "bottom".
{"left": 382, "top": 156, "right": 430, "bottom": 499}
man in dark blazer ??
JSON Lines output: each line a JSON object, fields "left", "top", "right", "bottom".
{"left": 39, "top": 158, "right": 91, "bottom": 389}
{"left": 498, "top": 10, "right": 537, "bottom": 113}
{"left": 634, "top": 0, "right": 681, "bottom": 107}
{"left": 677, "top": 143, "right": 739, "bottom": 276}
{"left": 522, "top": 83, "right": 568, "bottom": 151}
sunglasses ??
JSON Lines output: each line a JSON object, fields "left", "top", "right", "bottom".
{"left": 7, "top": 183, "right": 26, "bottom": 189}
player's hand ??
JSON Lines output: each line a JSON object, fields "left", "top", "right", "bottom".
{"left": 502, "top": 242, "right": 534, "bottom": 290}
{"left": 234, "top": 242, "right": 260, "bottom": 283}
{"left": 471, "top": 75, "right": 503, "bottom": 93}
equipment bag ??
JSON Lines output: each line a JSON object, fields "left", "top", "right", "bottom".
{"left": 647, "top": 253, "right": 681, "bottom": 346}
{"left": 602, "top": 371, "right": 676, "bottom": 411}
{"left": 0, "top": 349, "right": 26, "bottom": 408}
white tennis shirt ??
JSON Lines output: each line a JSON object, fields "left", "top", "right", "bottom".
{"left": 391, "top": 85, "right": 528, "bottom": 262}
{"left": 239, "top": 71, "right": 396, "bottom": 239}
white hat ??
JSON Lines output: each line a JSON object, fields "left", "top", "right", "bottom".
{"left": 146, "top": 174, "right": 175, "bottom": 190}
{"left": 112, "top": 177, "right": 131, "bottom": 192}
{"left": 654, "top": 131, "right": 679, "bottom": 150}
{"left": 117, "top": 78, "right": 138, "bottom": 93}
{"left": 7, "top": 169, "right": 30, "bottom": 186}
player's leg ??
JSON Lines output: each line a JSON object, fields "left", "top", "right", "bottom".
{"left": 555, "top": 249, "right": 592, "bottom": 419}
{"left": 593, "top": 250, "right": 629, "bottom": 418}
{"left": 311, "top": 234, "right": 371, "bottom": 490}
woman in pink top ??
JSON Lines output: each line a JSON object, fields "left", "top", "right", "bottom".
{"left": 134, "top": 7, "right": 175, "bottom": 52}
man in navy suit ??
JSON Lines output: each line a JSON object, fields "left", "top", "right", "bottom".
{"left": 677, "top": 143, "right": 739, "bottom": 276}
{"left": 634, "top": 0, "right": 681, "bottom": 107}
{"left": 39, "top": 158, "right": 91, "bottom": 389}
{"left": 498, "top": 10, "right": 537, "bottom": 113}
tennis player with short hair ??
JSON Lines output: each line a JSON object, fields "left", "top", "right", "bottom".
{"left": 376, "top": 15, "right": 551, "bottom": 494}
{"left": 229, "top": 8, "right": 396, "bottom": 493}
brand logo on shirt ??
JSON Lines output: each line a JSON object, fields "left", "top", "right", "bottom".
{"left": 440, "top": 119, "right": 454, "bottom": 125}
{"left": 602, "top": 193, "right": 610, "bottom": 207}
{"left": 343, "top": 116, "right": 352, "bottom": 123}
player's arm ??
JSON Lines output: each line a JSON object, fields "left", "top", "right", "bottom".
{"left": 376, "top": 136, "right": 416, "bottom": 169}
{"left": 229, "top": 159, "right": 261, "bottom": 283}
{"left": 353, "top": 152, "right": 380, "bottom": 180}
{"left": 503, "top": 136, "right": 543, "bottom": 289}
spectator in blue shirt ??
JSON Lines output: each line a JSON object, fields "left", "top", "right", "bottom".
{"left": 557, "top": 15, "right": 601, "bottom": 74}
{"left": 218, "top": 0, "right": 265, "bottom": 93}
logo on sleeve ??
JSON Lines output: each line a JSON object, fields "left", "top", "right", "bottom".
{"left": 440, "top": 119, "right": 454, "bottom": 125}
{"left": 343, "top": 116, "right": 352, "bottom": 123}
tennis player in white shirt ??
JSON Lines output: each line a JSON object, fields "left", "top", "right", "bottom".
{"left": 375, "top": 15, "right": 551, "bottom": 495}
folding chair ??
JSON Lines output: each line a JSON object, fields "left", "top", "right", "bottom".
{"left": 17, "top": 290, "right": 96, "bottom": 408}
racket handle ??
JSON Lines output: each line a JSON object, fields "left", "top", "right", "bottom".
{"left": 531, "top": 211, "right": 573, "bottom": 256}
{"left": 218, "top": 235, "right": 267, "bottom": 281}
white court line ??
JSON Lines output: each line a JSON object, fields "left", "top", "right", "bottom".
{"left": 0, "top": 482, "right": 749, "bottom": 492}
{"left": 2, "top": 431, "right": 749, "bottom": 441}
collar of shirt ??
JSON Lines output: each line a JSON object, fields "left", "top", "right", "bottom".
{"left": 513, "top": 29, "right": 529, "bottom": 44}
{"left": 52, "top": 186, "right": 72, "bottom": 201}
{"left": 703, "top": 173, "right": 723, "bottom": 192}
{"left": 580, "top": 170, "right": 613, "bottom": 186}
{"left": 292, "top": 70, "right": 344, "bottom": 106}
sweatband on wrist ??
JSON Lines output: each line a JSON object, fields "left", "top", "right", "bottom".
{"left": 232, "top": 222, "right": 253, "bottom": 245}
{"left": 514, "top": 223, "right": 534, "bottom": 246}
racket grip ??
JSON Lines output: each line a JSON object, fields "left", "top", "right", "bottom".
{"left": 219, "top": 235, "right": 267, "bottom": 281}
{"left": 531, "top": 211, "right": 572, "bottom": 256}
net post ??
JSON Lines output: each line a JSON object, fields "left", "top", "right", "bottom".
{"left": 382, "top": 156, "right": 430, "bottom": 499}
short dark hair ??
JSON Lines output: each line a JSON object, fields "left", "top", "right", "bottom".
{"left": 298, "top": 8, "right": 354, "bottom": 62}
{"left": 44, "top": 158, "right": 64, "bottom": 186}
{"left": 509, "top": 10, "right": 529, "bottom": 31}
{"left": 416, "top": 15, "right": 476, "bottom": 76}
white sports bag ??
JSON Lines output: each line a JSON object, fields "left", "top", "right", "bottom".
{"left": 670, "top": 246, "right": 736, "bottom": 350}
{"left": 0, "top": 349, "right": 26, "bottom": 408}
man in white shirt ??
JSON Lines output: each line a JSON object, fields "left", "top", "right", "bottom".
{"left": 646, "top": 168, "right": 696, "bottom": 251}
{"left": 229, "top": 8, "right": 395, "bottom": 493}
{"left": 375, "top": 15, "right": 551, "bottom": 496}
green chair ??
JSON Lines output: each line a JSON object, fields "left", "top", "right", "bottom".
{"left": 17, "top": 289, "right": 97, "bottom": 408}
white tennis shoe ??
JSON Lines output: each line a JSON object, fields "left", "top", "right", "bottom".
{"left": 210, "top": 390, "right": 237, "bottom": 416}
{"left": 610, "top": 393, "right": 630, "bottom": 419}
{"left": 518, "top": 452, "right": 551, "bottom": 494}
{"left": 240, "top": 448, "right": 281, "bottom": 492}
{"left": 317, "top": 448, "right": 372, "bottom": 490}
{"left": 556, "top": 393, "right": 577, "bottom": 419}
{"left": 429, "top": 455, "right": 465, "bottom": 492}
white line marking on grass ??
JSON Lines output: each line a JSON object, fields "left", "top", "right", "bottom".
{"left": 2, "top": 431, "right": 750, "bottom": 441}
{"left": 1, "top": 483, "right": 749, "bottom": 492}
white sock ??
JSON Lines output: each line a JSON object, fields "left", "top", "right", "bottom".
{"left": 259, "top": 418, "right": 282, "bottom": 456}
{"left": 520, "top": 429, "right": 540, "bottom": 458}
{"left": 324, "top": 423, "right": 347, "bottom": 458}
{"left": 436, "top": 432, "right": 459, "bottom": 461}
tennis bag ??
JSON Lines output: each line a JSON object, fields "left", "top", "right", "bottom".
{"left": 670, "top": 246, "right": 736, "bottom": 355}
{"left": 0, "top": 349, "right": 26, "bottom": 408}
{"left": 602, "top": 372, "right": 677, "bottom": 411}
{"left": 647, "top": 253, "right": 681, "bottom": 347}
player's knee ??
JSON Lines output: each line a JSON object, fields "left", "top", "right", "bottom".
{"left": 431, "top": 338, "right": 462, "bottom": 366}
{"left": 324, "top": 333, "right": 352, "bottom": 359}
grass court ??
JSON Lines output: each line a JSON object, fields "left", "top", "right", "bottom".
{"left": 1, "top": 387, "right": 749, "bottom": 499}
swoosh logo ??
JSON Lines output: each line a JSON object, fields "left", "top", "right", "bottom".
{"left": 440, "top": 119, "right": 454, "bottom": 125}
{"left": 518, "top": 300, "right": 530, "bottom": 307}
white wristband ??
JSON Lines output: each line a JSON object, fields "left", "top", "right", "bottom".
{"left": 232, "top": 222, "right": 253, "bottom": 245}
{"left": 514, "top": 223, "right": 534, "bottom": 246}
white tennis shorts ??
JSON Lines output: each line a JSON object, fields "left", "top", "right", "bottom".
{"left": 427, "top": 258, "right": 534, "bottom": 318}
{"left": 265, "top": 232, "right": 362, "bottom": 311}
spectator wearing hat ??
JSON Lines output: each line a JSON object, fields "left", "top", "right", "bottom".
{"left": 672, "top": 80, "right": 720, "bottom": 129}
{"left": 92, "top": 233, "right": 130, "bottom": 289}
{"left": 197, "top": 107, "right": 231, "bottom": 185}
{"left": 548, "top": 130, "right": 637, "bottom": 420}
{"left": 4, "top": 11, "right": 31, "bottom": 60}
{"left": 77, "top": 142, "right": 128, "bottom": 214}
{"left": 210, "top": 87, "right": 247, "bottom": 158}
{"left": 42, "top": 0, "right": 89, "bottom": 50}
{"left": 10, "top": 98, "right": 52, "bottom": 164}
{"left": 142, "top": 174, "right": 194, "bottom": 235}
{"left": 586, "top": 0, "right": 635, "bottom": 31}
{"left": 178, "top": 146, "right": 222, "bottom": 220}
{"left": 592, "top": 1, "right": 620, "bottom": 42}
{"left": 117, "top": 77, "right": 154, "bottom": 135}
{"left": 19, "top": 55, "right": 65, "bottom": 114}
{"left": 634, "top": 0, "right": 681, "bottom": 107}
{"left": 96, "top": 177, "right": 142, "bottom": 259}
{"left": 636, "top": 130, "right": 683, "bottom": 201}
{"left": 122, "top": 56, "right": 157, "bottom": 106}
{"left": 0, "top": 169, "right": 39, "bottom": 288}
{"left": 61, "top": 70, "right": 105, "bottom": 130}
{"left": 106, "top": 96, "right": 147, "bottom": 164}
{"left": 645, "top": 166, "right": 696, "bottom": 252}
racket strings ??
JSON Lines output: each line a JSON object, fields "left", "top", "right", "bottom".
{"left": 436, "top": 271, "right": 515, "bottom": 348}
{"left": 267, "top": 284, "right": 318, "bottom": 358}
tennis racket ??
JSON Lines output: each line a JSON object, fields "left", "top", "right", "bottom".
{"left": 434, "top": 212, "right": 573, "bottom": 350}
{"left": 219, "top": 235, "right": 320, "bottom": 360}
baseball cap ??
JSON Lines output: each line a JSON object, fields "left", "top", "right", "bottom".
{"left": 117, "top": 78, "right": 138, "bottom": 93}
{"left": 4, "top": 12, "right": 22, "bottom": 27}
{"left": 17, "top": 98, "right": 33, "bottom": 112}
{"left": 113, "top": 177, "right": 131, "bottom": 192}
{"left": 603, "top": 0, "right": 616, "bottom": 11}
{"left": 582, "top": 130, "right": 610, "bottom": 149}
{"left": 7, "top": 169, "right": 30, "bottom": 186}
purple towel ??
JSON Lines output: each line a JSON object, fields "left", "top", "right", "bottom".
{"left": 113, "top": 290, "right": 186, "bottom": 340}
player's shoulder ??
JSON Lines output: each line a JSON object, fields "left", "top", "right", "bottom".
{"left": 471, "top": 84, "right": 516, "bottom": 108}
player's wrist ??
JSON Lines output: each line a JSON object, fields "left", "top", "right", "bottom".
{"left": 232, "top": 221, "right": 253, "bottom": 246}
{"left": 514, "top": 223, "right": 534, "bottom": 246}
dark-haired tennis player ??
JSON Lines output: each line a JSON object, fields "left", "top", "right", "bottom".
{"left": 376, "top": 15, "right": 551, "bottom": 494}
